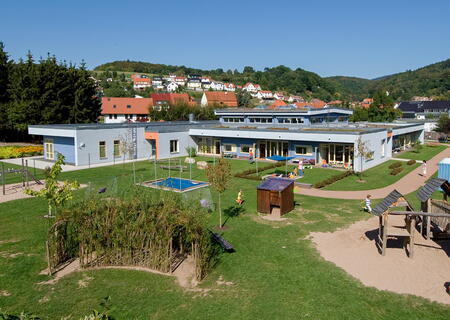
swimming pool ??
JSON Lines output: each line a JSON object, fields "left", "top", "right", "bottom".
{"left": 140, "top": 177, "right": 208, "bottom": 193}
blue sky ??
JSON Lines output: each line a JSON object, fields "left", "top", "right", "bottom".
{"left": 1, "top": 0, "right": 449, "bottom": 79}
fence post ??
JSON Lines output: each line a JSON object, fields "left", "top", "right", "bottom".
{"left": 2, "top": 162, "right": 5, "bottom": 195}
{"left": 21, "top": 158, "right": 25, "bottom": 187}
{"left": 33, "top": 159, "right": 36, "bottom": 177}
{"left": 88, "top": 153, "right": 91, "bottom": 169}
{"left": 25, "top": 160, "right": 29, "bottom": 187}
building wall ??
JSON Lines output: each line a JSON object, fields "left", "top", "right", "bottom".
{"left": 44, "top": 136, "right": 75, "bottom": 164}
{"left": 75, "top": 127, "right": 152, "bottom": 166}
{"left": 157, "top": 131, "right": 196, "bottom": 159}
{"left": 353, "top": 131, "right": 392, "bottom": 172}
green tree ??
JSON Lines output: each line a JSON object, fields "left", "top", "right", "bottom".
{"left": 236, "top": 90, "right": 253, "bottom": 108}
{"left": 25, "top": 153, "right": 79, "bottom": 217}
{"left": 435, "top": 114, "right": 450, "bottom": 134}
{"left": 355, "top": 136, "right": 373, "bottom": 179}
{"left": 205, "top": 158, "right": 231, "bottom": 228}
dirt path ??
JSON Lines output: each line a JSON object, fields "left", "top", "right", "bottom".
{"left": 310, "top": 216, "right": 450, "bottom": 305}
{"left": 296, "top": 147, "right": 450, "bottom": 199}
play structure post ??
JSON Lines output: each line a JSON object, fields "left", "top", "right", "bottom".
{"left": 88, "top": 153, "right": 91, "bottom": 168}
{"left": 2, "top": 162, "right": 5, "bottom": 195}
{"left": 256, "top": 158, "right": 258, "bottom": 176}
{"left": 33, "top": 159, "right": 36, "bottom": 177}
{"left": 169, "top": 158, "right": 171, "bottom": 178}
{"left": 285, "top": 158, "right": 288, "bottom": 176}
{"left": 189, "top": 160, "right": 192, "bottom": 180}
{"left": 179, "top": 159, "right": 182, "bottom": 190}
{"left": 21, "top": 158, "right": 25, "bottom": 187}
{"left": 132, "top": 160, "right": 136, "bottom": 185}
{"left": 25, "top": 160, "right": 29, "bottom": 187}
{"left": 154, "top": 157, "right": 157, "bottom": 181}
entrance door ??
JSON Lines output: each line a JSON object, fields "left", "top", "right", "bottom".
{"left": 214, "top": 140, "right": 221, "bottom": 155}
{"left": 44, "top": 138, "right": 54, "bottom": 160}
{"left": 259, "top": 142, "right": 266, "bottom": 158}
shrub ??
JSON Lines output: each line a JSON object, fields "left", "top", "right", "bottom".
{"left": 313, "top": 170, "right": 354, "bottom": 188}
{"left": 0, "top": 145, "right": 43, "bottom": 159}
{"left": 185, "top": 146, "right": 197, "bottom": 157}
{"left": 407, "top": 159, "right": 416, "bottom": 165}
{"left": 234, "top": 162, "right": 284, "bottom": 180}
{"left": 390, "top": 167, "right": 403, "bottom": 175}
{"left": 388, "top": 162, "right": 402, "bottom": 169}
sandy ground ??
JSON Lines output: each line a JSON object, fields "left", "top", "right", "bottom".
{"left": 310, "top": 216, "right": 450, "bottom": 305}
{"left": 0, "top": 181, "right": 86, "bottom": 203}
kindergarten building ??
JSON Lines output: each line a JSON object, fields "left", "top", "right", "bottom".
{"left": 28, "top": 107, "right": 424, "bottom": 172}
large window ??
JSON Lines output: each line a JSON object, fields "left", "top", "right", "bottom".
{"left": 113, "top": 140, "right": 121, "bottom": 157}
{"left": 311, "top": 117, "right": 324, "bottom": 124}
{"left": 240, "top": 144, "right": 252, "bottom": 154}
{"left": 279, "top": 118, "right": 304, "bottom": 124}
{"left": 249, "top": 117, "right": 273, "bottom": 123}
{"left": 99, "top": 141, "right": 107, "bottom": 159}
{"left": 381, "top": 139, "right": 385, "bottom": 157}
{"left": 170, "top": 140, "right": 179, "bottom": 153}
{"left": 295, "top": 145, "right": 311, "bottom": 155}
{"left": 223, "top": 144, "right": 236, "bottom": 152}
{"left": 223, "top": 117, "right": 244, "bottom": 123}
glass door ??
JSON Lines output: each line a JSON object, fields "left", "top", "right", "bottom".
{"left": 44, "top": 138, "right": 54, "bottom": 160}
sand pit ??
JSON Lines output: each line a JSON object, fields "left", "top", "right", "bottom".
{"left": 310, "top": 216, "right": 450, "bottom": 305}
{"left": 0, "top": 181, "right": 86, "bottom": 203}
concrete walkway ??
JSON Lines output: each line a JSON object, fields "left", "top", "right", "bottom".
{"left": 296, "top": 147, "right": 450, "bottom": 200}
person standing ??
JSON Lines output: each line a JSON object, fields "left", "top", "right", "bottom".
{"left": 248, "top": 149, "right": 254, "bottom": 164}
{"left": 298, "top": 159, "right": 304, "bottom": 176}
{"left": 364, "top": 194, "right": 372, "bottom": 213}
{"left": 422, "top": 160, "right": 427, "bottom": 177}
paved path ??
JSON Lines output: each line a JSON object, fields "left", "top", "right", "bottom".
{"left": 296, "top": 147, "right": 450, "bottom": 200}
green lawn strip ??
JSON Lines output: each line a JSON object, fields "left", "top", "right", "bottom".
{"left": 0, "top": 158, "right": 449, "bottom": 319}
{"left": 0, "top": 161, "right": 46, "bottom": 185}
{"left": 324, "top": 160, "right": 420, "bottom": 191}
{"left": 394, "top": 144, "right": 447, "bottom": 161}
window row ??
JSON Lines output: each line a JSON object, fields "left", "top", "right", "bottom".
{"left": 98, "top": 140, "right": 121, "bottom": 159}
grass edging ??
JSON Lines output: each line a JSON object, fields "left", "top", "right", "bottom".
{"left": 234, "top": 162, "right": 284, "bottom": 181}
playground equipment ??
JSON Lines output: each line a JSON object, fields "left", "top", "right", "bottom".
{"left": 1, "top": 159, "right": 42, "bottom": 195}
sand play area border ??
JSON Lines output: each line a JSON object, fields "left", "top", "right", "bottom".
{"left": 311, "top": 216, "right": 450, "bottom": 305}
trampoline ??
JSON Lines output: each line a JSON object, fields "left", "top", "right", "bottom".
{"left": 140, "top": 177, "right": 209, "bottom": 193}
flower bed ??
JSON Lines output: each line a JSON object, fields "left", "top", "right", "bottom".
{"left": 0, "top": 146, "right": 43, "bottom": 159}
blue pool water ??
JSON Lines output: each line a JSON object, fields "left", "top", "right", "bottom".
{"left": 152, "top": 177, "right": 206, "bottom": 191}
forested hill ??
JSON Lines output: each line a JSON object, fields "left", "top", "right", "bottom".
{"left": 94, "top": 62, "right": 340, "bottom": 101}
{"left": 95, "top": 58, "right": 450, "bottom": 101}
{"left": 327, "top": 58, "right": 450, "bottom": 101}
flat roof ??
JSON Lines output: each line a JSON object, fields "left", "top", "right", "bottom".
{"left": 214, "top": 107, "right": 353, "bottom": 115}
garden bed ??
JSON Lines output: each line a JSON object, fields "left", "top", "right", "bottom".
{"left": 0, "top": 145, "right": 43, "bottom": 159}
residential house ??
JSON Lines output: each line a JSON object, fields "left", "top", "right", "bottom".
{"left": 288, "top": 95, "right": 305, "bottom": 103}
{"left": 256, "top": 90, "right": 273, "bottom": 100}
{"left": 150, "top": 93, "right": 195, "bottom": 108}
{"left": 243, "top": 83, "right": 260, "bottom": 93}
{"left": 201, "top": 77, "right": 211, "bottom": 84}
{"left": 201, "top": 91, "right": 238, "bottom": 107}
{"left": 270, "top": 100, "right": 287, "bottom": 109}
{"left": 396, "top": 100, "right": 450, "bottom": 119}
{"left": 187, "top": 78, "right": 202, "bottom": 90}
{"left": 273, "top": 92, "right": 285, "bottom": 101}
{"left": 101, "top": 97, "right": 152, "bottom": 123}
{"left": 202, "top": 82, "right": 211, "bottom": 90}
{"left": 133, "top": 78, "right": 152, "bottom": 90}
{"left": 210, "top": 81, "right": 225, "bottom": 91}
{"left": 174, "top": 76, "right": 187, "bottom": 86}
{"left": 166, "top": 81, "right": 179, "bottom": 92}
{"left": 224, "top": 83, "right": 236, "bottom": 92}
{"left": 361, "top": 98, "right": 373, "bottom": 108}
{"left": 151, "top": 76, "right": 164, "bottom": 89}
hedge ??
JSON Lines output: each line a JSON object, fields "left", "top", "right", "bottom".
{"left": 234, "top": 162, "right": 284, "bottom": 181}
{"left": 390, "top": 166, "right": 403, "bottom": 175}
{"left": 313, "top": 170, "right": 354, "bottom": 188}
{"left": 388, "top": 162, "right": 402, "bottom": 169}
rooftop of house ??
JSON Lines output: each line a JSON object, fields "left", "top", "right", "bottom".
{"left": 101, "top": 97, "right": 153, "bottom": 115}
{"left": 397, "top": 100, "right": 450, "bottom": 112}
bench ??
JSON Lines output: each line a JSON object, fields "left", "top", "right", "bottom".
{"left": 210, "top": 231, "right": 234, "bottom": 252}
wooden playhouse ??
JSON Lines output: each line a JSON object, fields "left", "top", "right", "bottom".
{"left": 257, "top": 177, "right": 294, "bottom": 216}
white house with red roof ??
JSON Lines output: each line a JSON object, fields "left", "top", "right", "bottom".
{"left": 133, "top": 78, "right": 152, "bottom": 90}
{"left": 273, "top": 92, "right": 285, "bottom": 100}
{"left": 101, "top": 97, "right": 153, "bottom": 123}
{"left": 166, "top": 81, "right": 179, "bottom": 92}
{"left": 174, "top": 76, "right": 186, "bottom": 86}
{"left": 243, "top": 82, "right": 259, "bottom": 93}
{"left": 256, "top": 90, "right": 273, "bottom": 100}
{"left": 224, "top": 83, "right": 236, "bottom": 92}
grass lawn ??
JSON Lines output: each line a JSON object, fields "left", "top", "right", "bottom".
{"left": 321, "top": 160, "right": 420, "bottom": 191}
{"left": 395, "top": 144, "right": 447, "bottom": 161}
{"left": 0, "top": 157, "right": 449, "bottom": 319}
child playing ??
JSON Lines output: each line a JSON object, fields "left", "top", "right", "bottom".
{"left": 363, "top": 194, "right": 372, "bottom": 213}
{"left": 236, "top": 190, "right": 243, "bottom": 205}
{"left": 422, "top": 160, "right": 427, "bottom": 177}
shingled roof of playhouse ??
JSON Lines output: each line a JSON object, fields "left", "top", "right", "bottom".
{"left": 257, "top": 177, "right": 293, "bottom": 192}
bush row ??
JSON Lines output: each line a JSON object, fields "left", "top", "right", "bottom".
{"left": 407, "top": 159, "right": 416, "bottom": 165}
{"left": 313, "top": 170, "right": 354, "bottom": 188}
{"left": 0, "top": 146, "right": 43, "bottom": 159}
{"left": 388, "top": 162, "right": 402, "bottom": 169}
{"left": 234, "top": 162, "right": 284, "bottom": 181}
{"left": 390, "top": 166, "right": 403, "bottom": 175}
